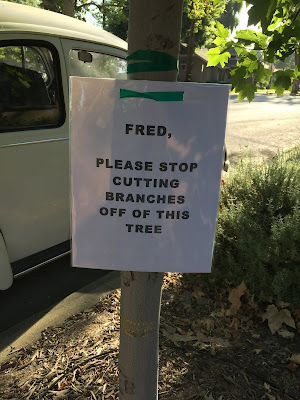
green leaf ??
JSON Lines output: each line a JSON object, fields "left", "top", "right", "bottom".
{"left": 214, "top": 36, "right": 226, "bottom": 46}
{"left": 242, "top": 57, "right": 258, "bottom": 74}
{"left": 218, "top": 52, "right": 231, "bottom": 67}
{"left": 238, "top": 81, "right": 256, "bottom": 103}
{"left": 230, "top": 66, "right": 248, "bottom": 89}
{"left": 255, "top": 64, "right": 272, "bottom": 82}
{"left": 247, "top": 51, "right": 258, "bottom": 61}
{"left": 235, "top": 29, "right": 260, "bottom": 43}
{"left": 220, "top": 41, "right": 234, "bottom": 54}
{"left": 247, "top": 1, "right": 275, "bottom": 31}
{"left": 207, "top": 55, "right": 222, "bottom": 67}
{"left": 235, "top": 29, "right": 269, "bottom": 49}
{"left": 206, "top": 47, "right": 221, "bottom": 55}
{"left": 272, "top": 70, "right": 294, "bottom": 96}
{"left": 207, "top": 51, "right": 231, "bottom": 67}
{"left": 235, "top": 46, "right": 247, "bottom": 57}
{"left": 216, "top": 21, "right": 229, "bottom": 40}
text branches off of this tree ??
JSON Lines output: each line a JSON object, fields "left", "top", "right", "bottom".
{"left": 70, "top": 78, "right": 229, "bottom": 273}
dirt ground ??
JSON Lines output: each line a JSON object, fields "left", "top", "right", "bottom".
{"left": 0, "top": 274, "right": 299, "bottom": 400}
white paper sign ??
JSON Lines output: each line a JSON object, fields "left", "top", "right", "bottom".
{"left": 71, "top": 78, "right": 229, "bottom": 273}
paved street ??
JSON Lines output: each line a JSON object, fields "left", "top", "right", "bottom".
{"left": 226, "top": 93, "right": 300, "bottom": 164}
{"left": 0, "top": 257, "right": 108, "bottom": 333}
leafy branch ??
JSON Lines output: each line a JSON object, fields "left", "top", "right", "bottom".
{"left": 209, "top": 0, "right": 300, "bottom": 101}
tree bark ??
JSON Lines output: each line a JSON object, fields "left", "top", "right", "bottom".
{"left": 291, "top": 51, "right": 300, "bottom": 95}
{"left": 185, "top": 19, "right": 195, "bottom": 82}
{"left": 119, "top": 1, "right": 183, "bottom": 399}
{"left": 41, "top": 0, "right": 60, "bottom": 13}
{"left": 62, "top": 0, "right": 75, "bottom": 17}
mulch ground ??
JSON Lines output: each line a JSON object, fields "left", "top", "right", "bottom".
{"left": 0, "top": 274, "right": 299, "bottom": 400}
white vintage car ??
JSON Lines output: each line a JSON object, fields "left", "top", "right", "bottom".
{"left": 0, "top": 1, "right": 127, "bottom": 289}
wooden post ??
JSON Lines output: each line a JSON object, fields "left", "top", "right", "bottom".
{"left": 119, "top": 1, "right": 184, "bottom": 399}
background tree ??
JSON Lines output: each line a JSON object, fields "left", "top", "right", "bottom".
{"left": 4, "top": 0, "right": 89, "bottom": 18}
{"left": 40, "top": 0, "right": 91, "bottom": 19}
{"left": 2, "top": 0, "right": 40, "bottom": 6}
{"left": 92, "top": 0, "right": 129, "bottom": 40}
{"left": 182, "top": 0, "right": 226, "bottom": 81}
{"left": 218, "top": 0, "right": 242, "bottom": 32}
{"left": 208, "top": 0, "right": 300, "bottom": 100}
{"left": 94, "top": 0, "right": 241, "bottom": 43}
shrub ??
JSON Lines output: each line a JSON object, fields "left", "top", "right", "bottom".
{"left": 212, "top": 148, "right": 300, "bottom": 307}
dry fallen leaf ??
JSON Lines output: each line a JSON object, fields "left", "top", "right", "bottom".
{"left": 162, "top": 329, "right": 197, "bottom": 344}
{"left": 49, "top": 389, "right": 69, "bottom": 399}
{"left": 205, "top": 394, "right": 215, "bottom": 400}
{"left": 192, "top": 285, "right": 206, "bottom": 298}
{"left": 193, "top": 318, "right": 215, "bottom": 333}
{"left": 289, "top": 354, "right": 300, "bottom": 365}
{"left": 253, "top": 348, "right": 262, "bottom": 355}
{"left": 195, "top": 331, "right": 230, "bottom": 348}
{"left": 262, "top": 305, "right": 296, "bottom": 334}
{"left": 287, "top": 363, "right": 298, "bottom": 372}
{"left": 265, "top": 393, "right": 276, "bottom": 400}
{"left": 278, "top": 328, "right": 295, "bottom": 339}
{"left": 229, "top": 317, "right": 239, "bottom": 331}
{"left": 228, "top": 281, "right": 247, "bottom": 314}
{"left": 293, "top": 309, "right": 300, "bottom": 319}
{"left": 277, "top": 301, "right": 290, "bottom": 308}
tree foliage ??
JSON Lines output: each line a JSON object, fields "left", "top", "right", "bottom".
{"left": 2, "top": 0, "right": 40, "bottom": 6}
{"left": 92, "top": 0, "right": 129, "bottom": 40}
{"left": 218, "top": 0, "right": 242, "bottom": 32}
{"left": 208, "top": 0, "right": 300, "bottom": 101}
{"left": 181, "top": 0, "right": 226, "bottom": 48}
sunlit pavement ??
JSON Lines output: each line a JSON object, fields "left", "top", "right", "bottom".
{"left": 226, "top": 93, "right": 300, "bottom": 165}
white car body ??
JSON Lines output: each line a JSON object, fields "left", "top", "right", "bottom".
{"left": 0, "top": 1, "right": 127, "bottom": 289}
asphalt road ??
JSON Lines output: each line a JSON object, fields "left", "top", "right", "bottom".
{"left": 1, "top": 93, "right": 299, "bottom": 334}
{"left": 226, "top": 93, "right": 300, "bottom": 164}
{"left": 0, "top": 256, "right": 108, "bottom": 332}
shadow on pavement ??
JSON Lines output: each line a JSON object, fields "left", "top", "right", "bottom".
{"left": 229, "top": 93, "right": 300, "bottom": 104}
{"left": 0, "top": 255, "right": 108, "bottom": 333}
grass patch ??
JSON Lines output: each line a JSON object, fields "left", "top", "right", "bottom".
{"left": 255, "top": 89, "right": 291, "bottom": 95}
{"left": 211, "top": 148, "right": 300, "bottom": 307}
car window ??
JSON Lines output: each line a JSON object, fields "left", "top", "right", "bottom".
{"left": 69, "top": 49, "right": 126, "bottom": 79}
{"left": 0, "top": 42, "right": 65, "bottom": 132}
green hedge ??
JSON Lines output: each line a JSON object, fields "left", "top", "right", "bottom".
{"left": 212, "top": 148, "right": 300, "bottom": 307}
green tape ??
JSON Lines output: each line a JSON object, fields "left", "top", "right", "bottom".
{"left": 120, "top": 89, "right": 184, "bottom": 102}
{"left": 126, "top": 50, "right": 178, "bottom": 74}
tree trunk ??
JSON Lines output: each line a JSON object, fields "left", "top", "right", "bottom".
{"left": 291, "top": 52, "right": 300, "bottom": 95}
{"left": 41, "top": 0, "right": 60, "bottom": 13}
{"left": 119, "top": 1, "right": 183, "bottom": 399}
{"left": 185, "top": 19, "right": 195, "bottom": 82}
{"left": 119, "top": 271, "right": 164, "bottom": 399}
{"left": 102, "top": 0, "right": 107, "bottom": 30}
{"left": 62, "top": 0, "right": 75, "bottom": 17}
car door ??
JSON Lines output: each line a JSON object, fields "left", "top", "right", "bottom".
{"left": 0, "top": 35, "right": 70, "bottom": 269}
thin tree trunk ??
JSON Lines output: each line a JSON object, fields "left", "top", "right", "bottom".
{"left": 41, "top": 0, "right": 60, "bottom": 13}
{"left": 102, "top": 0, "right": 107, "bottom": 30}
{"left": 119, "top": 271, "right": 164, "bottom": 399}
{"left": 185, "top": 19, "right": 195, "bottom": 82}
{"left": 62, "top": 0, "right": 75, "bottom": 17}
{"left": 119, "top": 1, "right": 184, "bottom": 399}
{"left": 291, "top": 52, "right": 300, "bottom": 94}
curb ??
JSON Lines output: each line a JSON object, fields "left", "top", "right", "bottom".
{"left": 0, "top": 271, "right": 120, "bottom": 364}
